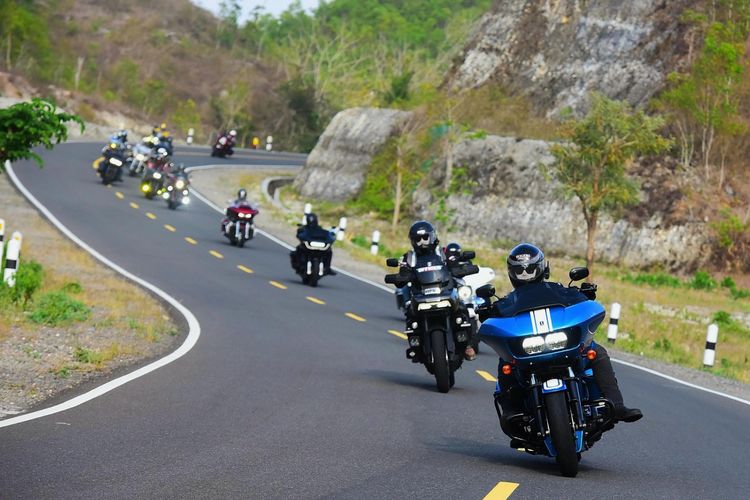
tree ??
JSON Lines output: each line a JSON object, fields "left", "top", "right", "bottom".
{"left": 549, "top": 95, "right": 671, "bottom": 277}
{"left": 0, "top": 98, "right": 84, "bottom": 170}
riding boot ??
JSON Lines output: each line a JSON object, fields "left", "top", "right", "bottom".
{"left": 591, "top": 344, "right": 643, "bottom": 423}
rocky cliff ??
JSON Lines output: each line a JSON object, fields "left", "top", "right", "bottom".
{"left": 412, "top": 136, "right": 710, "bottom": 269}
{"left": 444, "top": 0, "right": 698, "bottom": 116}
{"left": 293, "top": 107, "right": 412, "bottom": 202}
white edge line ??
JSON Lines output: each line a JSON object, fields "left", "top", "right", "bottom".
{"left": 611, "top": 358, "right": 750, "bottom": 407}
{"left": 1, "top": 161, "right": 201, "bottom": 428}
{"left": 189, "top": 164, "right": 749, "bottom": 408}
{"left": 185, "top": 167, "right": 395, "bottom": 295}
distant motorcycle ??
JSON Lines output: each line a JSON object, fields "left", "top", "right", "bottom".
{"left": 140, "top": 166, "right": 165, "bottom": 199}
{"left": 98, "top": 152, "right": 125, "bottom": 185}
{"left": 290, "top": 226, "right": 335, "bottom": 287}
{"left": 162, "top": 169, "right": 191, "bottom": 209}
{"left": 221, "top": 204, "right": 258, "bottom": 247}
{"left": 128, "top": 143, "right": 152, "bottom": 176}
{"left": 211, "top": 135, "right": 235, "bottom": 158}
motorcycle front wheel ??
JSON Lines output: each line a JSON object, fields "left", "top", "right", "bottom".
{"left": 430, "top": 329, "right": 451, "bottom": 393}
{"left": 545, "top": 390, "right": 578, "bottom": 477}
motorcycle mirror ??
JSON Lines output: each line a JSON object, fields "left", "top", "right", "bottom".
{"left": 569, "top": 267, "right": 589, "bottom": 282}
{"left": 475, "top": 284, "right": 495, "bottom": 299}
{"left": 462, "top": 250, "right": 476, "bottom": 260}
{"left": 385, "top": 258, "right": 399, "bottom": 268}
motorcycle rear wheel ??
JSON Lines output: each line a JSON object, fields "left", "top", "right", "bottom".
{"left": 430, "top": 329, "right": 451, "bottom": 393}
{"left": 545, "top": 391, "right": 578, "bottom": 477}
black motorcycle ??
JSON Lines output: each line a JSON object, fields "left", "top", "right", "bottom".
{"left": 385, "top": 254, "right": 478, "bottom": 393}
{"left": 290, "top": 227, "right": 335, "bottom": 287}
{"left": 163, "top": 170, "right": 190, "bottom": 209}
{"left": 99, "top": 152, "right": 125, "bottom": 185}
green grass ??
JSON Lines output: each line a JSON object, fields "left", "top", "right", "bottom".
{"left": 29, "top": 291, "right": 90, "bottom": 326}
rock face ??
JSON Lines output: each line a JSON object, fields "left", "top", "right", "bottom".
{"left": 444, "top": 0, "right": 698, "bottom": 116}
{"left": 413, "top": 136, "right": 710, "bottom": 269}
{"left": 293, "top": 107, "right": 412, "bottom": 201}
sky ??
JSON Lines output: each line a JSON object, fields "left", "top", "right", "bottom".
{"left": 191, "top": 0, "right": 320, "bottom": 21}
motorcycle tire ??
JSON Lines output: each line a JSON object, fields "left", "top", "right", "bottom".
{"left": 168, "top": 200, "right": 177, "bottom": 210}
{"left": 430, "top": 329, "right": 451, "bottom": 393}
{"left": 545, "top": 390, "right": 578, "bottom": 477}
{"left": 308, "top": 268, "right": 320, "bottom": 288}
{"left": 237, "top": 238, "right": 245, "bottom": 248}
{"left": 102, "top": 167, "right": 117, "bottom": 185}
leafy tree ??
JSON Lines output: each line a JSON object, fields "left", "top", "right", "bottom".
{"left": 549, "top": 95, "right": 671, "bottom": 277}
{"left": 170, "top": 98, "right": 202, "bottom": 141}
{"left": 0, "top": 98, "right": 84, "bottom": 170}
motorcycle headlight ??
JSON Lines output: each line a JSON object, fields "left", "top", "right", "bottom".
{"left": 182, "top": 190, "right": 189, "bottom": 196}
{"left": 142, "top": 184, "right": 150, "bottom": 192}
{"left": 109, "top": 158, "right": 123, "bottom": 166}
{"left": 136, "top": 153, "right": 146, "bottom": 161}
{"left": 458, "top": 286, "right": 472, "bottom": 301}
{"left": 182, "top": 197, "right": 190, "bottom": 204}
{"left": 522, "top": 336, "right": 545, "bottom": 355}
{"left": 545, "top": 331, "right": 568, "bottom": 351}
{"left": 153, "top": 172, "right": 162, "bottom": 179}
{"left": 167, "top": 185, "right": 173, "bottom": 191}
{"left": 162, "top": 192, "right": 170, "bottom": 199}
{"left": 175, "top": 180, "right": 185, "bottom": 189}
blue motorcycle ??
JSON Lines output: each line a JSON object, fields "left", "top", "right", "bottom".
{"left": 476, "top": 267, "right": 616, "bottom": 477}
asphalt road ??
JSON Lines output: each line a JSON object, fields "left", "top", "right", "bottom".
{"left": 1, "top": 143, "right": 749, "bottom": 499}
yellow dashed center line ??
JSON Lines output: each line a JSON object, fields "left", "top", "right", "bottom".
{"left": 146, "top": 212, "right": 157, "bottom": 220}
{"left": 185, "top": 237, "right": 197, "bottom": 245}
{"left": 306, "top": 296, "right": 326, "bottom": 305}
{"left": 164, "top": 224, "right": 176, "bottom": 232}
{"left": 476, "top": 370, "right": 498, "bottom": 382}
{"left": 237, "top": 265, "right": 254, "bottom": 274}
{"left": 129, "top": 202, "right": 139, "bottom": 209}
{"left": 269, "top": 280, "right": 287, "bottom": 290}
{"left": 345, "top": 312, "right": 366, "bottom": 322}
{"left": 115, "top": 192, "right": 124, "bottom": 199}
{"left": 209, "top": 250, "right": 224, "bottom": 259}
{"left": 483, "top": 481, "right": 519, "bottom": 500}
{"left": 388, "top": 329, "right": 408, "bottom": 340}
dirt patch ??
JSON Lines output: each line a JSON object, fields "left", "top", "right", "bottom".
{"left": 0, "top": 172, "right": 179, "bottom": 418}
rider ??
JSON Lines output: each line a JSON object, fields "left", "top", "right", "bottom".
{"left": 400, "top": 222, "right": 476, "bottom": 361}
{"left": 99, "top": 141, "right": 126, "bottom": 181}
{"left": 231, "top": 188, "right": 257, "bottom": 209}
{"left": 216, "top": 129, "right": 237, "bottom": 154}
{"left": 488, "top": 243, "right": 643, "bottom": 423}
{"left": 294, "top": 213, "right": 336, "bottom": 275}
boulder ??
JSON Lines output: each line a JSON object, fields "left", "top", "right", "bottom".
{"left": 293, "top": 107, "right": 412, "bottom": 201}
{"left": 413, "top": 135, "right": 710, "bottom": 270}
{"left": 444, "top": 0, "right": 699, "bottom": 116}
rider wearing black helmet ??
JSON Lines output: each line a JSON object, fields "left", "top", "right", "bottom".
{"left": 293, "top": 212, "right": 335, "bottom": 275}
{"left": 489, "top": 243, "right": 642, "bottom": 423}
{"left": 400, "top": 222, "right": 476, "bottom": 361}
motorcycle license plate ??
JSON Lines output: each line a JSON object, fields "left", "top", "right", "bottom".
{"left": 424, "top": 287, "right": 441, "bottom": 295}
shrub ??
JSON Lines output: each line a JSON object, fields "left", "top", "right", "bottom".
{"left": 689, "top": 271, "right": 717, "bottom": 290}
{"left": 712, "top": 310, "right": 733, "bottom": 326}
{"left": 350, "top": 235, "right": 369, "bottom": 248}
{"left": 29, "top": 291, "right": 90, "bottom": 325}
{"left": 730, "top": 287, "right": 750, "bottom": 300}
{"left": 62, "top": 281, "right": 82, "bottom": 294}
{"left": 621, "top": 271, "right": 682, "bottom": 288}
{"left": 721, "top": 277, "right": 736, "bottom": 289}
{"left": 74, "top": 346, "right": 103, "bottom": 365}
{"left": 1, "top": 260, "right": 44, "bottom": 305}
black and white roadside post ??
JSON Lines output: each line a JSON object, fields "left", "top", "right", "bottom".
{"left": 3, "top": 231, "right": 22, "bottom": 287}
{"left": 703, "top": 323, "right": 719, "bottom": 368}
{"left": 370, "top": 230, "right": 381, "bottom": 256}
{"left": 607, "top": 302, "right": 621, "bottom": 344}
{"left": 187, "top": 128, "right": 194, "bottom": 145}
{"left": 266, "top": 135, "right": 273, "bottom": 152}
{"left": 337, "top": 217, "right": 347, "bottom": 241}
{"left": 0, "top": 218, "right": 5, "bottom": 261}
{"left": 302, "top": 203, "right": 312, "bottom": 224}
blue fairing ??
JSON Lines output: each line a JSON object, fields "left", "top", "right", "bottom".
{"left": 479, "top": 300, "right": 605, "bottom": 363}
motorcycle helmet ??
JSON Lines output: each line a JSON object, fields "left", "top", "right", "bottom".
{"left": 507, "top": 243, "right": 549, "bottom": 289}
{"left": 408, "top": 220, "right": 438, "bottom": 255}
{"left": 160, "top": 122, "right": 168, "bottom": 131}
{"left": 305, "top": 212, "right": 319, "bottom": 227}
{"left": 156, "top": 147, "right": 168, "bottom": 159}
{"left": 237, "top": 188, "right": 247, "bottom": 201}
{"left": 445, "top": 242, "right": 462, "bottom": 263}
{"left": 229, "top": 129, "right": 237, "bottom": 137}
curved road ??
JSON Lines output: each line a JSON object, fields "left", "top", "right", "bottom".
{"left": 1, "top": 143, "right": 749, "bottom": 499}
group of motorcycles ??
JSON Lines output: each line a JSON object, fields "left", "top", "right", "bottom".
{"left": 95, "top": 128, "right": 191, "bottom": 210}
{"left": 384, "top": 235, "right": 621, "bottom": 478}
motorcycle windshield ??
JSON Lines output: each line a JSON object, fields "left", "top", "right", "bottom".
{"left": 495, "top": 281, "right": 588, "bottom": 317}
{"left": 414, "top": 265, "right": 451, "bottom": 288}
